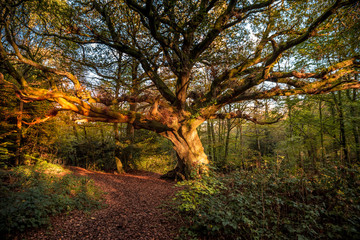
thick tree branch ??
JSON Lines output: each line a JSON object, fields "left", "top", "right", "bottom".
{"left": 199, "top": 1, "right": 359, "bottom": 108}
{"left": 12, "top": 83, "right": 174, "bottom": 132}
{"left": 237, "top": 70, "right": 360, "bottom": 101}
{"left": 266, "top": 56, "right": 359, "bottom": 87}
{"left": 198, "top": 14, "right": 275, "bottom": 108}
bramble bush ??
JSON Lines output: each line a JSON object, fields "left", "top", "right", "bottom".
{"left": 0, "top": 160, "right": 103, "bottom": 237}
{"left": 173, "top": 166, "right": 360, "bottom": 240}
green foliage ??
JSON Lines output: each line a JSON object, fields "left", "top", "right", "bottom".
{"left": 0, "top": 82, "right": 18, "bottom": 168}
{"left": 53, "top": 121, "right": 175, "bottom": 173}
{"left": 173, "top": 167, "right": 360, "bottom": 240}
{"left": 133, "top": 130, "right": 176, "bottom": 174}
{"left": 0, "top": 81, "right": 56, "bottom": 168}
{"left": 58, "top": 137, "right": 117, "bottom": 171}
{"left": 175, "top": 173, "right": 225, "bottom": 212}
{"left": 0, "top": 138, "right": 14, "bottom": 166}
{"left": 0, "top": 160, "right": 103, "bottom": 236}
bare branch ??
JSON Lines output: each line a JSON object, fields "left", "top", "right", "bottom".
{"left": 264, "top": 0, "right": 357, "bottom": 68}
{"left": 208, "top": 111, "right": 282, "bottom": 125}
{"left": 190, "top": 0, "right": 276, "bottom": 60}
{"left": 4, "top": 21, "right": 82, "bottom": 90}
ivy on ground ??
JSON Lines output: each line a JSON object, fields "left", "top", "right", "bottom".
{"left": 0, "top": 160, "right": 104, "bottom": 237}
{"left": 173, "top": 166, "right": 360, "bottom": 240}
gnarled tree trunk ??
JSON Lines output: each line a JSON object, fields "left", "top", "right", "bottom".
{"left": 160, "top": 124, "right": 209, "bottom": 180}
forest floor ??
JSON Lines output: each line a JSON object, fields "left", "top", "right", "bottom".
{"left": 19, "top": 167, "right": 182, "bottom": 240}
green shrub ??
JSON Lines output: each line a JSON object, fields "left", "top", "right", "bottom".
{"left": 173, "top": 166, "right": 360, "bottom": 240}
{"left": 0, "top": 160, "right": 103, "bottom": 236}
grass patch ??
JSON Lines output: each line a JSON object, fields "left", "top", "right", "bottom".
{"left": 0, "top": 160, "right": 103, "bottom": 237}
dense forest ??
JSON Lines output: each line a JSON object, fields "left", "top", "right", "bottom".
{"left": 1, "top": 0, "right": 360, "bottom": 239}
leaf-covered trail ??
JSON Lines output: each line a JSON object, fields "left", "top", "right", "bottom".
{"left": 22, "top": 167, "right": 181, "bottom": 240}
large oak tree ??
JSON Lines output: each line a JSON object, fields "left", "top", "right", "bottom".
{"left": 1, "top": 0, "right": 359, "bottom": 179}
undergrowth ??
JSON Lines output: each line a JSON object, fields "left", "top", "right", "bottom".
{"left": 0, "top": 160, "right": 103, "bottom": 237}
{"left": 173, "top": 166, "right": 360, "bottom": 240}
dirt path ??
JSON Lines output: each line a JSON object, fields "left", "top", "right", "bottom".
{"left": 22, "top": 167, "right": 182, "bottom": 240}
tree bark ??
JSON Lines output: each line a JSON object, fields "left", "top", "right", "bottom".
{"left": 122, "top": 60, "right": 139, "bottom": 170}
{"left": 332, "top": 91, "right": 349, "bottom": 165}
{"left": 239, "top": 123, "right": 245, "bottom": 169}
{"left": 224, "top": 118, "right": 231, "bottom": 164}
{"left": 15, "top": 100, "right": 23, "bottom": 166}
{"left": 210, "top": 120, "right": 217, "bottom": 162}
{"left": 114, "top": 122, "right": 125, "bottom": 173}
{"left": 206, "top": 121, "right": 213, "bottom": 160}
{"left": 319, "top": 98, "right": 325, "bottom": 162}
{"left": 346, "top": 88, "right": 360, "bottom": 163}
{"left": 160, "top": 124, "right": 209, "bottom": 180}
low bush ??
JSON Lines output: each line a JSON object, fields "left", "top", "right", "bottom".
{"left": 173, "top": 166, "right": 360, "bottom": 239}
{"left": 0, "top": 160, "right": 103, "bottom": 236}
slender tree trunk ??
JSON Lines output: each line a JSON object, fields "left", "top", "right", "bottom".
{"left": 72, "top": 125, "right": 79, "bottom": 141}
{"left": 72, "top": 123, "right": 79, "bottom": 166}
{"left": 100, "top": 127, "right": 105, "bottom": 144}
{"left": 285, "top": 101, "right": 292, "bottom": 163}
{"left": 333, "top": 91, "right": 349, "bottom": 165}
{"left": 82, "top": 126, "right": 88, "bottom": 140}
{"left": 113, "top": 91, "right": 124, "bottom": 174}
{"left": 256, "top": 125, "right": 261, "bottom": 153}
{"left": 113, "top": 54, "right": 141, "bottom": 173}
{"left": 15, "top": 100, "right": 23, "bottom": 166}
{"left": 319, "top": 98, "right": 325, "bottom": 162}
{"left": 121, "top": 60, "right": 139, "bottom": 170}
{"left": 206, "top": 121, "right": 213, "bottom": 160}
{"left": 114, "top": 122, "right": 125, "bottom": 173}
{"left": 224, "top": 118, "right": 231, "bottom": 163}
{"left": 329, "top": 101, "right": 338, "bottom": 160}
{"left": 124, "top": 103, "right": 136, "bottom": 169}
{"left": 347, "top": 88, "right": 360, "bottom": 163}
{"left": 218, "top": 119, "right": 223, "bottom": 158}
{"left": 288, "top": 101, "right": 293, "bottom": 138}
{"left": 210, "top": 120, "right": 217, "bottom": 162}
{"left": 239, "top": 123, "right": 245, "bottom": 169}
{"left": 353, "top": 126, "right": 360, "bottom": 163}
{"left": 255, "top": 123, "right": 262, "bottom": 168}
{"left": 161, "top": 124, "right": 209, "bottom": 180}
{"left": 235, "top": 125, "right": 239, "bottom": 151}
{"left": 299, "top": 124, "right": 305, "bottom": 169}
{"left": 338, "top": 93, "right": 348, "bottom": 165}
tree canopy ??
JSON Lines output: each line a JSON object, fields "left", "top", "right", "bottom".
{"left": 1, "top": 0, "right": 359, "bottom": 179}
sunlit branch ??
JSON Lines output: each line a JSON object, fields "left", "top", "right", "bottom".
{"left": 269, "top": 56, "right": 359, "bottom": 80}
{"left": 22, "top": 109, "right": 60, "bottom": 125}
{"left": 237, "top": 72, "right": 360, "bottom": 101}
